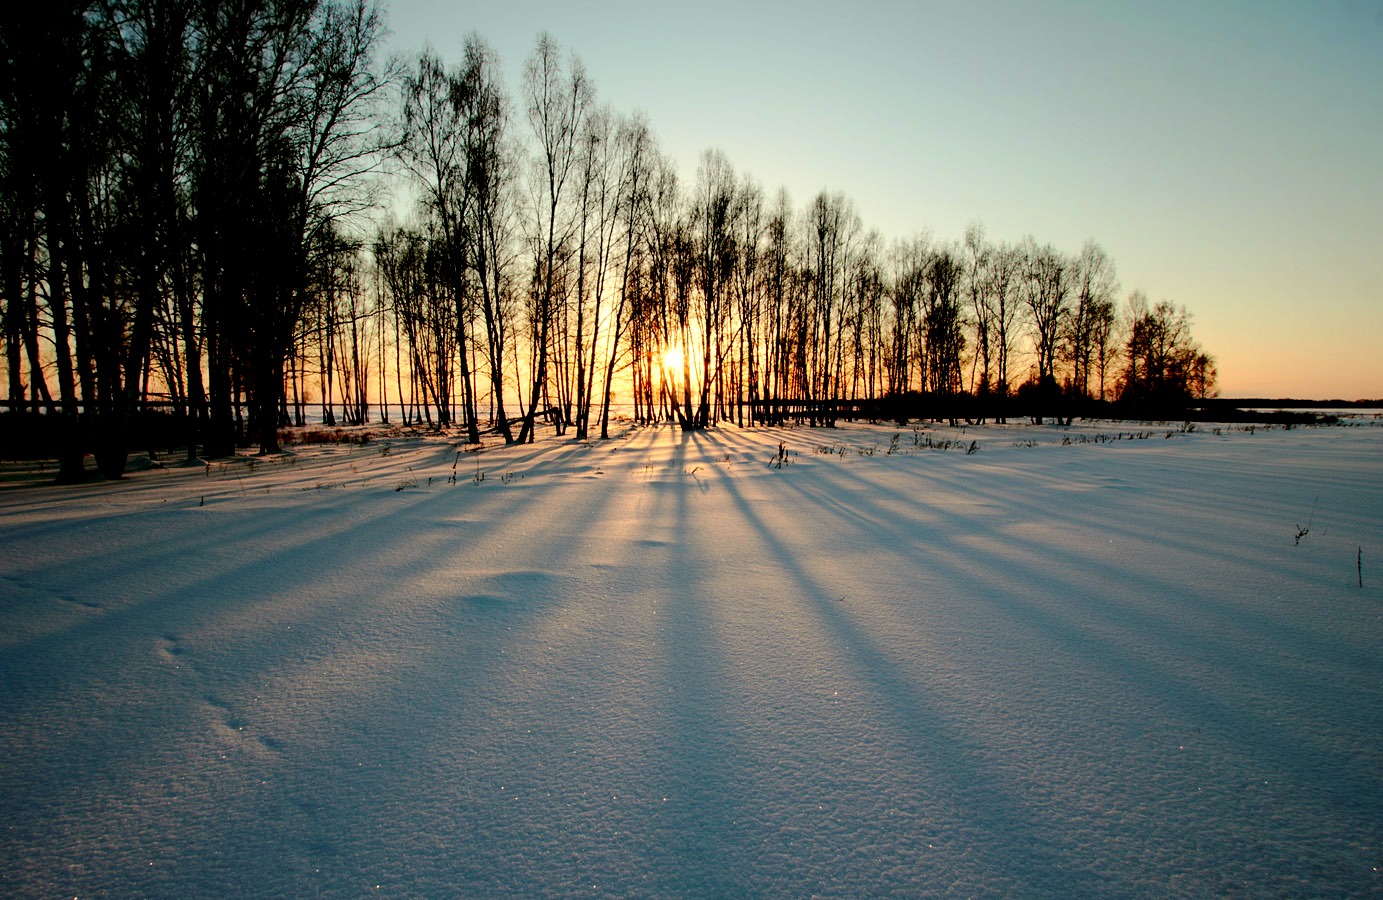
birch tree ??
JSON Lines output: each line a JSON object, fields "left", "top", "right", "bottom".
{"left": 517, "top": 32, "right": 591, "bottom": 443}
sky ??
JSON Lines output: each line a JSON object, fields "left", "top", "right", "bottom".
{"left": 379, "top": 0, "right": 1382, "bottom": 400}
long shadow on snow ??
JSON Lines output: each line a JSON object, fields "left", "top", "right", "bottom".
{"left": 0, "top": 436, "right": 644, "bottom": 896}
{"left": 216, "top": 431, "right": 663, "bottom": 895}
{"left": 0, "top": 498, "right": 489, "bottom": 893}
{"left": 773, "top": 435, "right": 1370, "bottom": 697}
{"left": 630, "top": 427, "right": 763, "bottom": 895}
{"left": 709, "top": 449, "right": 1095, "bottom": 896}
{"left": 0, "top": 481, "right": 463, "bottom": 672}
{"left": 765, "top": 445, "right": 1383, "bottom": 875}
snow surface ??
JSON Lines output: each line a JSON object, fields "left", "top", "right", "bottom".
{"left": 1, "top": 418, "right": 1380, "bottom": 898}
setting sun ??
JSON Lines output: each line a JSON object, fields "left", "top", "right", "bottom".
{"left": 3, "top": 1, "right": 1379, "bottom": 894}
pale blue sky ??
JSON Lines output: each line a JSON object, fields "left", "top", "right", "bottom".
{"left": 381, "top": 0, "right": 1381, "bottom": 398}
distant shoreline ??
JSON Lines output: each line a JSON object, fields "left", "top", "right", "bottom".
{"left": 1209, "top": 398, "right": 1383, "bottom": 409}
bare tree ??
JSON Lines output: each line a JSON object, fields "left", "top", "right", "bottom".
{"left": 632, "top": 152, "right": 682, "bottom": 423}
{"left": 688, "top": 148, "right": 737, "bottom": 429}
{"left": 1065, "top": 240, "right": 1118, "bottom": 400}
{"left": 3, "top": 12, "right": 1239, "bottom": 474}
{"left": 1089, "top": 295, "right": 1119, "bottom": 401}
{"left": 761, "top": 188, "right": 794, "bottom": 417}
{"left": 1019, "top": 237, "right": 1070, "bottom": 400}
{"left": 887, "top": 235, "right": 929, "bottom": 396}
{"left": 597, "top": 112, "right": 655, "bottom": 438}
{"left": 517, "top": 33, "right": 591, "bottom": 443}
{"left": 1119, "top": 292, "right": 1216, "bottom": 410}
{"left": 730, "top": 174, "right": 766, "bottom": 425}
{"left": 923, "top": 245, "right": 966, "bottom": 402}
{"left": 318, "top": 230, "right": 370, "bottom": 426}
{"left": 963, "top": 223, "right": 993, "bottom": 400}
{"left": 568, "top": 105, "right": 621, "bottom": 439}
{"left": 803, "top": 190, "right": 853, "bottom": 405}
{"left": 457, "top": 34, "right": 516, "bottom": 441}
{"left": 0, "top": 0, "right": 120, "bottom": 478}
{"left": 375, "top": 224, "right": 451, "bottom": 425}
{"left": 398, "top": 47, "right": 474, "bottom": 434}
{"left": 983, "top": 242, "right": 1021, "bottom": 420}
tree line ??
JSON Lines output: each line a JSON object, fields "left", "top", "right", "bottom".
{"left": 0, "top": 1, "right": 1216, "bottom": 479}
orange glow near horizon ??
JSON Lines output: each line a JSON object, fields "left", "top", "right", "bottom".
{"left": 661, "top": 346, "right": 685, "bottom": 375}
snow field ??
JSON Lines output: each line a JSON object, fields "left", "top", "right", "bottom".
{"left": 1, "top": 418, "right": 1379, "bottom": 897}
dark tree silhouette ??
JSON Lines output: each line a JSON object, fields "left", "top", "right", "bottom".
{"left": 1065, "top": 240, "right": 1118, "bottom": 400}
{"left": 517, "top": 33, "right": 591, "bottom": 444}
{"left": 457, "top": 34, "right": 517, "bottom": 442}
{"left": 1119, "top": 293, "right": 1217, "bottom": 411}
{"left": 2, "top": 18, "right": 1231, "bottom": 475}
